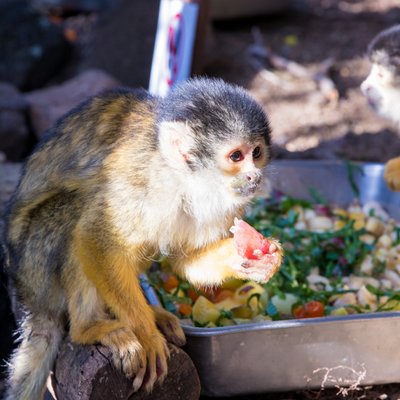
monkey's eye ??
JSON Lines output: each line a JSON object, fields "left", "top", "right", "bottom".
{"left": 229, "top": 150, "right": 243, "bottom": 162}
{"left": 252, "top": 146, "right": 262, "bottom": 159}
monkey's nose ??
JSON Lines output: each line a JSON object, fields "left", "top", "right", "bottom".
{"left": 360, "top": 80, "right": 374, "bottom": 97}
{"left": 246, "top": 172, "right": 261, "bottom": 184}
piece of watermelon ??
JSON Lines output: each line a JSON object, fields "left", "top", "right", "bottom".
{"left": 230, "top": 218, "right": 276, "bottom": 260}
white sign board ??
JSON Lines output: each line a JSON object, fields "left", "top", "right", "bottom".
{"left": 149, "top": 0, "right": 199, "bottom": 97}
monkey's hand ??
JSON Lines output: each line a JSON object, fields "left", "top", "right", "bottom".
{"left": 230, "top": 218, "right": 283, "bottom": 283}
{"left": 384, "top": 157, "right": 400, "bottom": 191}
{"left": 233, "top": 244, "right": 282, "bottom": 283}
{"left": 151, "top": 305, "right": 186, "bottom": 347}
{"left": 175, "top": 232, "right": 282, "bottom": 287}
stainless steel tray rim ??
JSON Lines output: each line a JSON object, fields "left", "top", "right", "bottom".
{"left": 182, "top": 311, "right": 400, "bottom": 336}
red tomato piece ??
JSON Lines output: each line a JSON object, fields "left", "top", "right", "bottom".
{"left": 163, "top": 275, "right": 179, "bottom": 291}
{"left": 293, "top": 301, "right": 325, "bottom": 319}
{"left": 177, "top": 303, "right": 192, "bottom": 316}
{"left": 230, "top": 218, "right": 272, "bottom": 259}
{"left": 187, "top": 288, "right": 200, "bottom": 303}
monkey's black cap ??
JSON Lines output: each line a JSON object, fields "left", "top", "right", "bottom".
{"left": 368, "top": 24, "right": 400, "bottom": 73}
{"left": 157, "top": 78, "right": 271, "bottom": 147}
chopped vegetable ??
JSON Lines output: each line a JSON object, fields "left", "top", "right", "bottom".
{"left": 191, "top": 296, "right": 220, "bottom": 325}
{"left": 162, "top": 275, "right": 179, "bottom": 292}
{"left": 293, "top": 300, "right": 325, "bottom": 319}
{"left": 270, "top": 293, "right": 299, "bottom": 315}
{"left": 148, "top": 193, "right": 400, "bottom": 327}
{"left": 177, "top": 302, "right": 193, "bottom": 316}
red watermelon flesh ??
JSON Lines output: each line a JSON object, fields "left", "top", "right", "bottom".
{"left": 230, "top": 218, "right": 275, "bottom": 259}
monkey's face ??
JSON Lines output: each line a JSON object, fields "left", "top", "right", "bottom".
{"left": 216, "top": 139, "right": 269, "bottom": 200}
{"left": 361, "top": 63, "right": 400, "bottom": 125}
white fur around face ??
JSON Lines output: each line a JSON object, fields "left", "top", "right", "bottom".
{"left": 377, "top": 85, "right": 400, "bottom": 125}
{"left": 106, "top": 121, "right": 261, "bottom": 257}
{"left": 361, "top": 63, "right": 400, "bottom": 125}
{"left": 157, "top": 121, "right": 194, "bottom": 171}
{"left": 144, "top": 163, "right": 247, "bottom": 255}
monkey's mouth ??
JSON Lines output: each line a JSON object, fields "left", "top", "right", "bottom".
{"left": 367, "top": 96, "right": 381, "bottom": 110}
{"left": 232, "top": 174, "right": 262, "bottom": 198}
{"left": 234, "top": 183, "right": 259, "bottom": 197}
{"left": 364, "top": 88, "right": 382, "bottom": 111}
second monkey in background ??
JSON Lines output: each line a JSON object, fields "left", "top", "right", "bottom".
{"left": 361, "top": 25, "right": 400, "bottom": 191}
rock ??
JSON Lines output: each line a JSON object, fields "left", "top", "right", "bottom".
{"left": 81, "top": 0, "right": 159, "bottom": 88}
{"left": 0, "top": 0, "right": 72, "bottom": 90}
{"left": 0, "top": 162, "right": 23, "bottom": 215}
{"left": 0, "top": 83, "right": 31, "bottom": 161}
{"left": 53, "top": 339, "right": 201, "bottom": 400}
{"left": 32, "top": 0, "right": 113, "bottom": 14}
{"left": 25, "top": 69, "right": 121, "bottom": 137}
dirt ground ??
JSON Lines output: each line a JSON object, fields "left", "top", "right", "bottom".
{"left": 63, "top": 0, "right": 400, "bottom": 164}
{"left": 203, "top": 0, "right": 400, "bottom": 163}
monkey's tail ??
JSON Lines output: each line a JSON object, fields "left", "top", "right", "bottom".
{"left": 4, "top": 314, "right": 64, "bottom": 400}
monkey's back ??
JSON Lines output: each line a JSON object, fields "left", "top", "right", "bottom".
{"left": 5, "top": 88, "right": 158, "bottom": 306}
{"left": 15, "top": 88, "right": 156, "bottom": 207}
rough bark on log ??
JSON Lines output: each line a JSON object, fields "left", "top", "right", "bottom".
{"left": 52, "top": 338, "right": 201, "bottom": 400}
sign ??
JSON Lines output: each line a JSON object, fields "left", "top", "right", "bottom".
{"left": 149, "top": 0, "right": 199, "bottom": 96}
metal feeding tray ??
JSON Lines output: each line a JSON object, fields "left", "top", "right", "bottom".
{"left": 149, "top": 160, "right": 400, "bottom": 396}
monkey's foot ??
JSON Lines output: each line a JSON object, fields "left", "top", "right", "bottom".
{"left": 101, "top": 328, "right": 146, "bottom": 386}
{"left": 384, "top": 157, "right": 400, "bottom": 191}
{"left": 133, "top": 326, "right": 169, "bottom": 392}
{"left": 101, "top": 326, "right": 169, "bottom": 392}
{"left": 233, "top": 238, "right": 283, "bottom": 284}
{"left": 151, "top": 305, "right": 186, "bottom": 346}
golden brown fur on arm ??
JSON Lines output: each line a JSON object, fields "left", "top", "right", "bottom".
{"left": 69, "top": 219, "right": 169, "bottom": 392}
{"left": 171, "top": 236, "right": 283, "bottom": 287}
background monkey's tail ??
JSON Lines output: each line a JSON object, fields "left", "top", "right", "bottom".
{"left": 5, "top": 314, "right": 64, "bottom": 400}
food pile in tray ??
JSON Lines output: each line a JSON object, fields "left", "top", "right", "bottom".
{"left": 148, "top": 192, "right": 400, "bottom": 327}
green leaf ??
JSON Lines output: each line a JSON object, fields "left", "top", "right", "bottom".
{"left": 365, "top": 284, "right": 382, "bottom": 296}
{"left": 394, "top": 227, "right": 400, "bottom": 246}
{"left": 308, "top": 187, "right": 328, "bottom": 205}
{"left": 216, "top": 309, "right": 234, "bottom": 326}
{"left": 345, "top": 161, "right": 363, "bottom": 198}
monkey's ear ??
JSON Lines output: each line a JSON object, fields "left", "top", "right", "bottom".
{"left": 158, "top": 121, "right": 194, "bottom": 166}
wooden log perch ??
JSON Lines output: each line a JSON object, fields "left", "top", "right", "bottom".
{"left": 50, "top": 338, "right": 201, "bottom": 400}
{"left": 248, "top": 27, "right": 339, "bottom": 103}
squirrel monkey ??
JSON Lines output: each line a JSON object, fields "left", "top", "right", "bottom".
{"left": 360, "top": 25, "right": 400, "bottom": 191}
{"left": 4, "top": 78, "right": 282, "bottom": 399}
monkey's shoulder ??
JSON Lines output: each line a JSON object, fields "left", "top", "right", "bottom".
{"left": 8, "top": 88, "right": 157, "bottom": 221}
{"left": 39, "top": 87, "right": 155, "bottom": 145}
{"left": 28, "top": 87, "right": 157, "bottom": 175}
